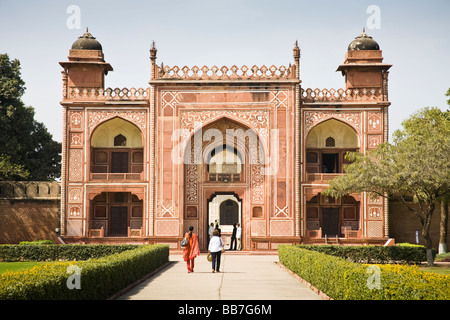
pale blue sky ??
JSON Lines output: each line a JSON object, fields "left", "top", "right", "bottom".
{"left": 1, "top": 0, "right": 449, "bottom": 142}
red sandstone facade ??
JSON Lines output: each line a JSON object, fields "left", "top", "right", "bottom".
{"left": 59, "top": 29, "right": 392, "bottom": 250}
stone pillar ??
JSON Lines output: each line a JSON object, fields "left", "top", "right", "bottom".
{"left": 61, "top": 105, "right": 67, "bottom": 235}
{"left": 148, "top": 41, "right": 157, "bottom": 236}
{"left": 293, "top": 41, "right": 301, "bottom": 237}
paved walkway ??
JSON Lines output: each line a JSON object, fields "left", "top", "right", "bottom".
{"left": 117, "top": 253, "right": 323, "bottom": 300}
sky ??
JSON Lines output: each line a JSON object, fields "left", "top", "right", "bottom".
{"left": 1, "top": 0, "right": 449, "bottom": 143}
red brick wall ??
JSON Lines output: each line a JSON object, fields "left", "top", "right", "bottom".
{"left": 0, "top": 200, "right": 60, "bottom": 244}
{"left": 389, "top": 201, "right": 449, "bottom": 250}
{"left": 0, "top": 182, "right": 61, "bottom": 244}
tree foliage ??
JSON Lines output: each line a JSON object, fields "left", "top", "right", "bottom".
{"left": 324, "top": 107, "right": 450, "bottom": 265}
{"left": 0, "top": 53, "right": 61, "bottom": 181}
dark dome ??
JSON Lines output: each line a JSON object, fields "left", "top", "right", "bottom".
{"left": 71, "top": 28, "right": 102, "bottom": 50}
{"left": 348, "top": 29, "right": 380, "bottom": 51}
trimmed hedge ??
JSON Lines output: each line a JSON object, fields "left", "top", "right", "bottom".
{"left": 18, "top": 240, "right": 54, "bottom": 245}
{"left": 278, "top": 245, "right": 450, "bottom": 300}
{"left": 0, "top": 244, "right": 169, "bottom": 300}
{"left": 436, "top": 252, "right": 450, "bottom": 262}
{"left": 0, "top": 244, "right": 143, "bottom": 262}
{"left": 296, "top": 243, "right": 432, "bottom": 264}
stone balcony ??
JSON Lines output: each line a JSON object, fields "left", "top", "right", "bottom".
{"left": 90, "top": 172, "right": 144, "bottom": 181}
{"left": 306, "top": 173, "right": 345, "bottom": 183}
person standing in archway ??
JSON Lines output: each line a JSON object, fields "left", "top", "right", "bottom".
{"left": 230, "top": 223, "right": 237, "bottom": 250}
{"left": 236, "top": 223, "right": 242, "bottom": 250}
{"left": 183, "top": 226, "right": 200, "bottom": 273}
{"left": 208, "top": 222, "right": 214, "bottom": 243}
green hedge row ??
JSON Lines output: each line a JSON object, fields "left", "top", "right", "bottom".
{"left": 0, "top": 244, "right": 169, "bottom": 300}
{"left": 296, "top": 243, "right": 432, "bottom": 264}
{"left": 278, "top": 245, "right": 450, "bottom": 300}
{"left": 0, "top": 244, "right": 143, "bottom": 262}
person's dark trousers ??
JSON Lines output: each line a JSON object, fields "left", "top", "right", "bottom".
{"left": 211, "top": 251, "right": 222, "bottom": 271}
{"left": 230, "top": 237, "right": 237, "bottom": 250}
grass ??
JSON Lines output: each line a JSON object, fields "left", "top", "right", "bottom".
{"left": 0, "top": 261, "right": 51, "bottom": 274}
{"left": 418, "top": 263, "right": 450, "bottom": 276}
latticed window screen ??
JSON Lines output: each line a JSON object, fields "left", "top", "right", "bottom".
{"left": 114, "top": 134, "right": 127, "bottom": 146}
{"left": 325, "top": 136, "right": 335, "bottom": 147}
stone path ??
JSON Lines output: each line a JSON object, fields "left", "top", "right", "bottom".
{"left": 117, "top": 253, "right": 323, "bottom": 300}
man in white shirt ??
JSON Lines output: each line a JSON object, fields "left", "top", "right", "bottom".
{"left": 236, "top": 223, "right": 242, "bottom": 250}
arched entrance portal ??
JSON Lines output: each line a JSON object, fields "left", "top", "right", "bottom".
{"left": 183, "top": 117, "right": 266, "bottom": 251}
{"left": 207, "top": 193, "right": 242, "bottom": 249}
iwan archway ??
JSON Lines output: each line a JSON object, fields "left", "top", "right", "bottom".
{"left": 183, "top": 117, "right": 266, "bottom": 251}
{"left": 90, "top": 117, "right": 144, "bottom": 181}
{"left": 304, "top": 118, "right": 362, "bottom": 239}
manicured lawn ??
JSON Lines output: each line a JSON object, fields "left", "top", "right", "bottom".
{"left": 418, "top": 264, "right": 450, "bottom": 275}
{"left": 0, "top": 261, "right": 51, "bottom": 274}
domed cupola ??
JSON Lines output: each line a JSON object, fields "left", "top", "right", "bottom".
{"left": 348, "top": 28, "right": 380, "bottom": 51}
{"left": 336, "top": 28, "right": 392, "bottom": 92}
{"left": 60, "top": 28, "right": 113, "bottom": 93}
{"left": 71, "top": 28, "right": 103, "bottom": 51}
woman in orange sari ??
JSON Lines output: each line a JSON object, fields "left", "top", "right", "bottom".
{"left": 183, "top": 226, "right": 200, "bottom": 273}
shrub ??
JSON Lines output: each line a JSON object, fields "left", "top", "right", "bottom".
{"left": 296, "top": 244, "right": 431, "bottom": 264}
{"left": 0, "top": 244, "right": 142, "bottom": 262}
{"left": 278, "top": 245, "right": 450, "bottom": 300}
{"left": 278, "top": 244, "right": 358, "bottom": 299}
{"left": 435, "top": 252, "right": 450, "bottom": 262}
{"left": 19, "top": 240, "right": 54, "bottom": 245}
{"left": 0, "top": 244, "right": 169, "bottom": 300}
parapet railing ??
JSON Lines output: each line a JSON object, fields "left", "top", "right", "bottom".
{"left": 154, "top": 64, "right": 297, "bottom": 80}
{"left": 64, "top": 86, "right": 384, "bottom": 103}
{"left": 0, "top": 181, "right": 61, "bottom": 199}
{"left": 301, "top": 87, "right": 384, "bottom": 102}
{"left": 67, "top": 87, "right": 149, "bottom": 101}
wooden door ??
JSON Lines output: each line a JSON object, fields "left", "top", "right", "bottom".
{"left": 322, "top": 207, "right": 340, "bottom": 237}
{"left": 111, "top": 152, "right": 129, "bottom": 173}
{"left": 219, "top": 200, "right": 239, "bottom": 225}
{"left": 110, "top": 206, "right": 128, "bottom": 236}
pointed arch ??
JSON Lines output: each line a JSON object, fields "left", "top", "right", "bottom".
{"left": 306, "top": 118, "right": 359, "bottom": 149}
{"left": 90, "top": 117, "right": 144, "bottom": 179}
{"left": 305, "top": 118, "right": 360, "bottom": 175}
{"left": 90, "top": 116, "right": 143, "bottom": 148}
{"left": 182, "top": 116, "right": 266, "bottom": 167}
